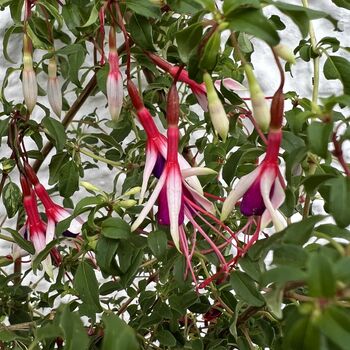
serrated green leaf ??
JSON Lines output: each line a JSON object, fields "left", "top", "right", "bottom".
{"left": 2, "top": 182, "right": 21, "bottom": 218}
{"left": 102, "top": 313, "right": 139, "bottom": 350}
{"left": 101, "top": 217, "right": 131, "bottom": 240}
{"left": 42, "top": 116, "right": 67, "bottom": 151}
{"left": 73, "top": 260, "right": 102, "bottom": 316}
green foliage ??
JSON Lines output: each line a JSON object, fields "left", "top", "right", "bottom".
{"left": 0, "top": 0, "right": 350, "bottom": 349}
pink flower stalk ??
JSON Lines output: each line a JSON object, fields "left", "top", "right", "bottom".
{"left": 22, "top": 34, "right": 37, "bottom": 114}
{"left": 24, "top": 162, "right": 83, "bottom": 243}
{"left": 20, "top": 175, "right": 53, "bottom": 278}
{"left": 145, "top": 52, "right": 246, "bottom": 112}
{"left": 106, "top": 27, "right": 123, "bottom": 121}
{"left": 47, "top": 56, "right": 62, "bottom": 118}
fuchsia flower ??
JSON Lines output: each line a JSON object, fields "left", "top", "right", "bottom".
{"left": 221, "top": 66, "right": 287, "bottom": 232}
{"left": 221, "top": 129, "right": 285, "bottom": 231}
{"left": 128, "top": 79, "right": 238, "bottom": 285}
{"left": 24, "top": 162, "right": 83, "bottom": 243}
{"left": 106, "top": 26, "right": 123, "bottom": 121}
{"left": 20, "top": 175, "right": 53, "bottom": 277}
{"left": 145, "top": 52, "right": 245, "bottom": 112}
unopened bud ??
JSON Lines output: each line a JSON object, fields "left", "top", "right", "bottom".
{"left": 118, "top": 199, "right": 137, "bottom": 208}
{"left": 80, "top": 181, "right": 101, "bottom": 192}
{"left": 203, "top": 72, "right": 229, "bottom": 141}
{"left": 107, "top": 69, "right": 123, "bottom": 121}
{"left": 47, "top": 57, "right": 62, "bottom": 118}
{"left": 22, "top": 34, "right": 37, "bottom": 113}
{"left": 123, "top": 186, "right": 141, "bottom": 196}
{"left": 244, "top": 65, "right": 271, "bottom": 133}
{"left": 273, "top": 44, "right": 296, "bottom": 65}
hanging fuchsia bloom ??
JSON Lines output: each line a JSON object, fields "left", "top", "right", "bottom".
{"left": 22, "top": 33, "right": 37, "bottom": 114}
{"left": 127, "top": 80, "right": 207, "bottom": 203}
{"left": 106, "top": 27, "right": 123, "bottom": 121}
{"left": 47, "top": 56, "right": 62, "bottom": 118}
{"left": 129, "top": 80, "right": 237, "bottom": 286}
{"left": 20, "top": 175, "right": 53, "bottom": 277}
{"left": 221, "top": 69, "right": 286, "bottom": 232}
{"left": 24, "top": 162, "right": 83, "bottom": 243}
{"left": 145, "top": 52, "right": 245, "bottom": 112}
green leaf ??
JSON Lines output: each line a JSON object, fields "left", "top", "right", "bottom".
{"left": 48, "top": 152, "right": 70, "bottom": 185}
{"left": 272, "top": 244, "right": 307, "bottom": 268}
{"left": 96, "top": 237, "right": 120, "bottom": 276}
{"left": 176, "top": 23, "right": 203, "bottom": 64}
{"left": 324, "top": 56, "right": 350, "bottom": 95}
{"left": 316, "top": 306, "right": 350, "bottom": 350}
{"left": 59, "top": 305, "right": 89, "bottom": 350}
{"left": 101, "top": 217, "right": 131, "bottom": 240}
{"left": 322, "top": 177, "right": 350, "bottom": 228}
{"left": 42, "top": 116, "right": 67, "bottom": 151}
{"left": 223, "top": 0, "right": 260, "bottom": 15}
{"left": 32, "top": 239, "right": 60, "bottom": 272}
{"left": 307, "top": 122, "right": 333, "bottom": 158}
{"left": 147, "top": 230, "right": 167, "bottom": 259}
{"left": 2, "top": 182, "right": 21, "bottom": 218}
{"left": 230, "top": 271, "right": 265, "bottom": 307}
{"left": 81, "top": 5, "right": 98, "bottom": 27}
{"left": 308, "top": 252, "right": 336, "bottom": 297}
{"left": 272, "top": 2, "right": 328, "bottom": 37}
{"left": 3, "top": 24, "right": 22, "bottom": 63}
{"left": 73, "top": 260, "right": 102, "bottom": 316}
{"left": 157, "top": 330, "right": 177, "bottom": 347}
{"left": 102, "top": 313, "right": 139, "bottom": 350}
{"left": 226, "top": 8, "right": 280, "bottom": 46}
{"left": 125, "top": 0, "right": 161, "bottom": 18}
{"left": 331, "top": 0, "right": 350, "bottom": 10}
{"left": 199, "top": 30, "right": 221, "bottom": 71}
{"left": 282, "top": 215, "right": 324, "bottom": 245}
{"left": 262, "top": 266, "right": 307, "bottom": 286}
{"left": 58, "top": 160, "right": 79, "bottom": 198}
{"left": 129, "top": 14, "right": 155, "bottom": 51}
{"left": 6, "top": 227, "right": 35, "bottom": 255}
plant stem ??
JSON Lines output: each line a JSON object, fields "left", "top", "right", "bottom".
{"left": 77, "top": 146, "right": 123, "bottom": 168}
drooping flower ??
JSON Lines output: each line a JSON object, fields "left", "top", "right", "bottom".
{"left": 22, "top": 33, "right": 37, "bottom": 114}
{"left": 129, "top": 80, "right": 236, "bottom": 285}
{"left": 221, "top": 129, "right": 285, "bottom": 231}
{"left": 127, "top": 80, "right": 205, "bottom": 203}
{"left": 24, "top": 162, "right": 83, "bottom": 242}
{"left": 47, "top": 56, "right": 62, "bottom": 118}
{"left": 106, "top": 26, "right": 123, "bottom": 121}
{"left": 221, "top": 64, "right": 287, "bottom": 232}
{"left": 203, "top": 72, "right": 229, "bottom": 142}
{"left": 20, "top": 175, "right": 53, "bottom": 278}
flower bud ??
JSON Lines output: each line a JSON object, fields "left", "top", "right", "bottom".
{"left": 80, "top": 181, "right": 101, "bottom": 193}
{"left": 47, "top": 57, "right": 62, "bottom": 118}
{"left": 107, "top": 27, "right": 123, "bottom": 121}
{"left": 118, "top": 199, "right": 137, "bottom": 208}
{"left": 22, "top": 35, "right": 37, "bottom": 113}
{"left": 203, "top": 72, "right": 229, "bottom": 142}
{"left": 273, "top": 44, "right": 296, "bottom": 65}
{"left": 244, "top": 65, "right": 271, "bottom": 133}
{"left": 123, "top": 186, "right": 141, "bottom": 196}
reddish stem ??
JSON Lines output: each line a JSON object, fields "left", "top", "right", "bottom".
{"left": 332, "top": 132, "right": 350, "bottom": 176}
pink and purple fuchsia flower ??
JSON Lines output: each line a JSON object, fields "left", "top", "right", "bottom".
{"left": 128, "top": 78, "right": 239, "bottom": 286}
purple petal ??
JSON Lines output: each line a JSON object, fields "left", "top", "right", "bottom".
{"left": 240, "top": 177, "right": 266, "bottom": 216}
{"left": 153, "top": 154, "right": 166, "bottom": 178}
{"left": 157, "top": 186, "right": 184, "bottom": 226}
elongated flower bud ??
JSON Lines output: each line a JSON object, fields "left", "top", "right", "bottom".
{"left": 47, "top": 57, "right": 62, "bottom": 118}
{"left": 203, "top": 72, "right": 229, "bottom": 141}
{"left": 273, "top": 44, "right": 296, "bottom": 65}
{"left": 107, "top": 27, "right": 123, "bottom": 121}
{"left": 22, "top": 34, "right": 37, "bottom": 113}
{"left": 244, "top": 65, "right": 270, "bottom": 133}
